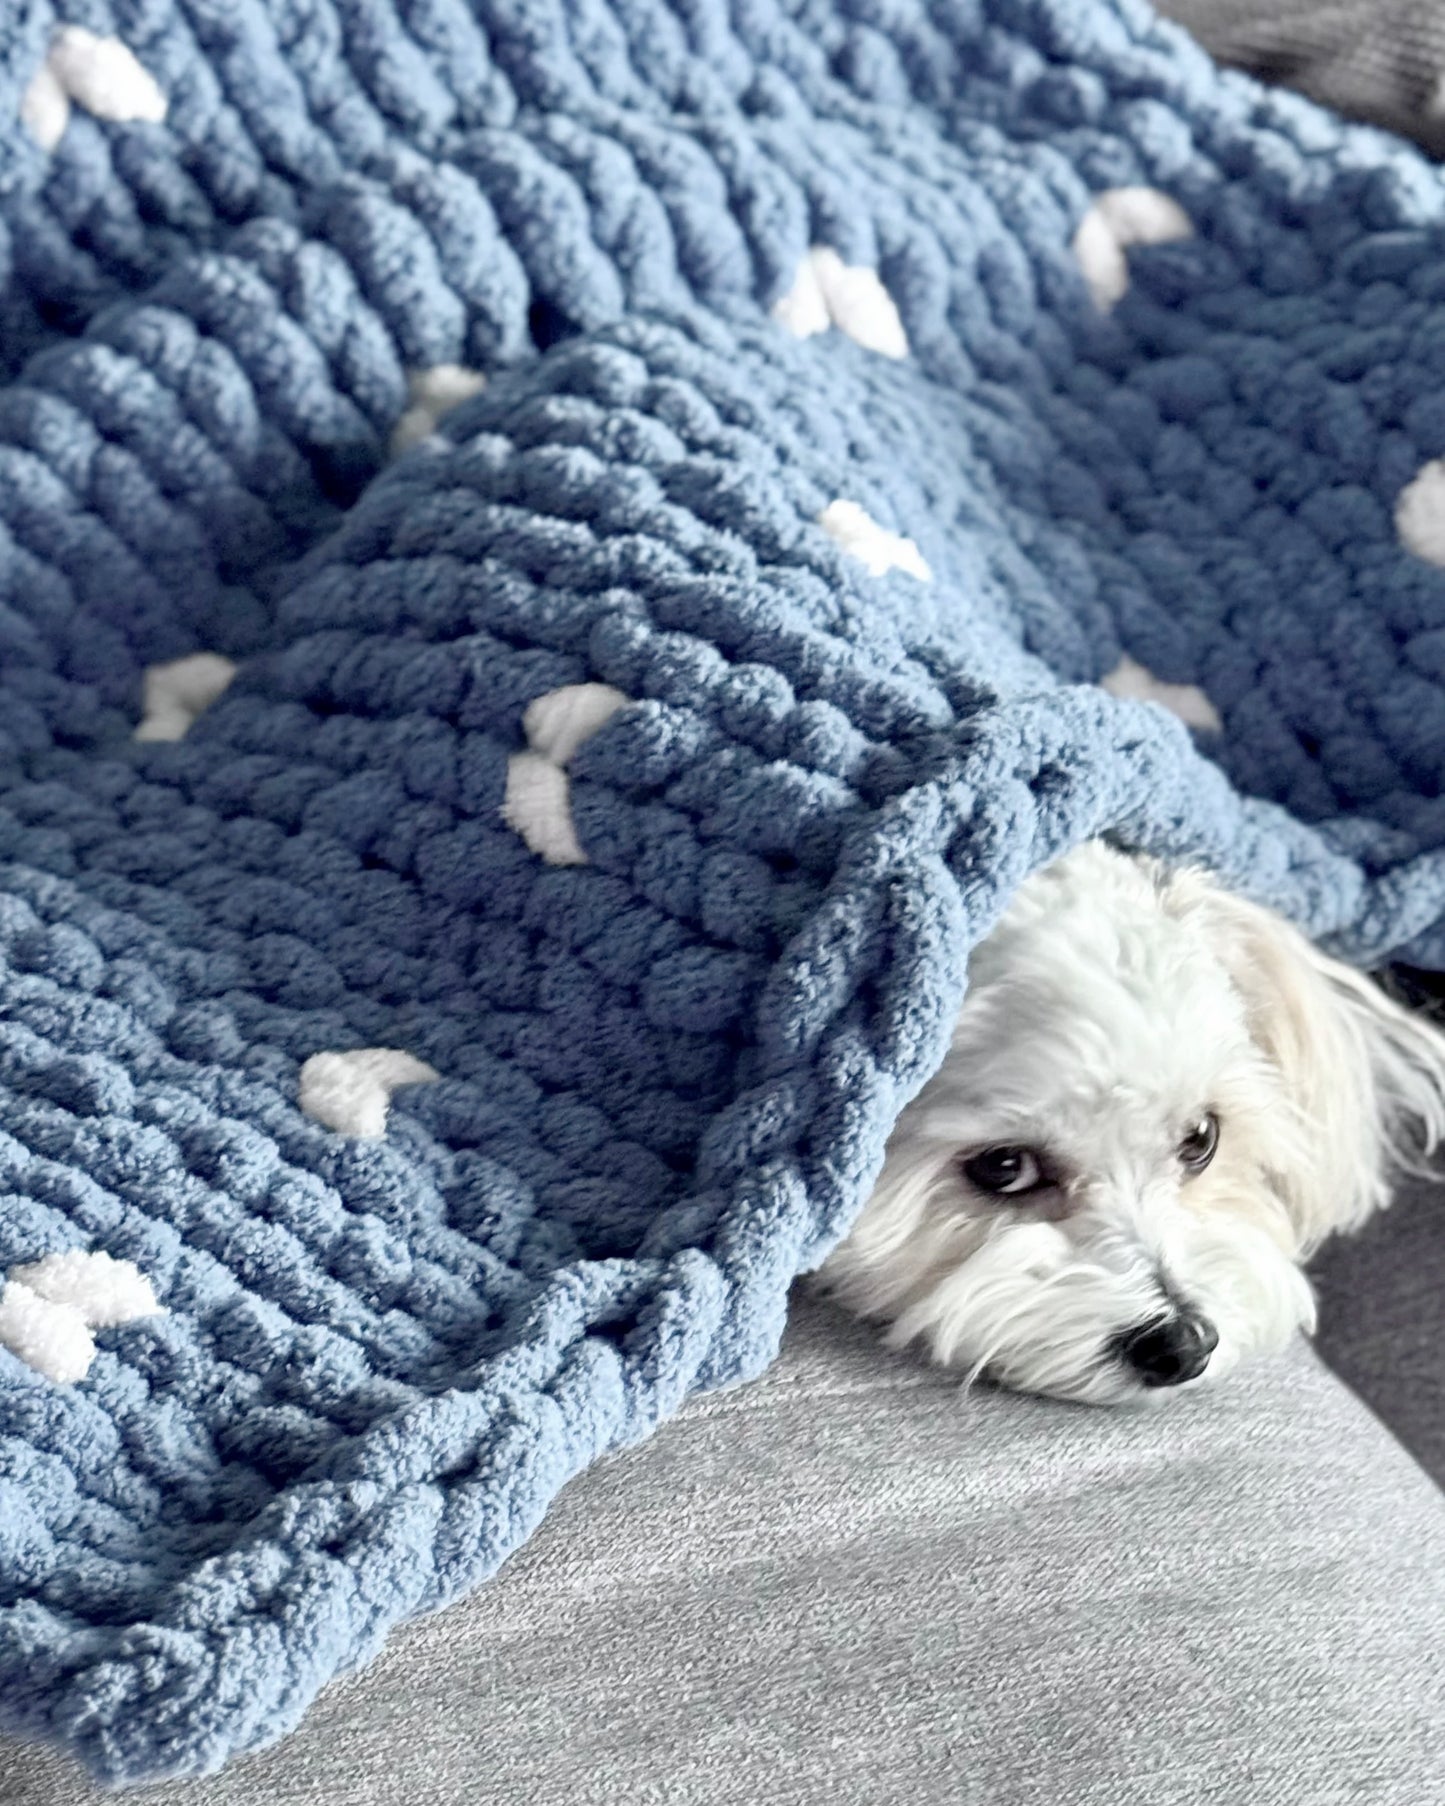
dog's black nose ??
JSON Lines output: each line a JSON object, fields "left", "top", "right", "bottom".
{"left": 1113, "top": 1314, "right": 1218, "bottom": 1387}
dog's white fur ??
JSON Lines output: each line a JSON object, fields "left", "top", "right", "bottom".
{"left": 820, "top": 841, "right": 1445, "bottom": 1405}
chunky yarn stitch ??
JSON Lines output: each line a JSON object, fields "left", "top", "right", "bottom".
{"left": 4, "top": 0, "right": 1445, "bottom": 1783}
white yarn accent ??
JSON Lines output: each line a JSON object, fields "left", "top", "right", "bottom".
{"left": 523, "top": 683, "right": 630, "bottom": 765}
{"left": 771, "top": 254, "right": 831, "bottom": 339}
{"left": 774, "top": 247, "right": 910, "bottom": 358}
{"left": 298, "top": 1049, "right": 440, "bottom": 1139}
{"left": 1072, "top": 187, "right": 1193, "bottom": 310}
{"left": 809, "top": 248, "right": 910, "bottom": 358}
{"left": 20, "top": 60, "right": 70, "bottom": 150}
{"left": 503, "top": 682, "right": 633, "bottom": 866}
{"left": 819, "top": 499, "right": 932, "bottom": 581}
{"left": 1395, "top": 460, "right": 1445, "bottom": 566}
{"left": 134, "top": 652, "right": 237, "bottom": 742}
{"left": 12, "top": 1249, "right": 164, "bottom": 1327}
{"left": 0, "top": 1251, "right": 165, "bottom": 1384}
{"left": 0, "top": 1287, "right": 95, "bottom": 1385}
{"left": 389, "top": 364, "right": 488, "bottom": 456}
{"left": 1101, "top": 654, "right": 1221, "bottom": 731}
{"left": 47, "top": 27, "right": 167, "bottom": 126}
{"left": 503, "top": 751, "right": 588, "bottom": 865}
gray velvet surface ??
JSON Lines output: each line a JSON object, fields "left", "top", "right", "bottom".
{"left": 3, "top": 1290, "right": 1444, "bottom": 1805}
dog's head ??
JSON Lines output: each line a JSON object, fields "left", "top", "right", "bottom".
{"left": 821, "top": 842, "right": 1445, "bottom": 1404}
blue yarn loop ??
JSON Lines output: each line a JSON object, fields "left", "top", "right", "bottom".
{"left": 4, "top": 0, "right": 1445, "bottom": 1783}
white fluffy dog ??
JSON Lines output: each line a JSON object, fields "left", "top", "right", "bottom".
{"left": 820, "top": 840, "right": 1445, "bottom": 1405}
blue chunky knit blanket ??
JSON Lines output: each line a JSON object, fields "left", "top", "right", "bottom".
{"left": 5, "top": 0, "right": 1445, "bottom": 1783}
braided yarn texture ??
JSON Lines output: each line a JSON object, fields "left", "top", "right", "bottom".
{"left": 4, "top": 0, "right": 1445, "bottom": 1782}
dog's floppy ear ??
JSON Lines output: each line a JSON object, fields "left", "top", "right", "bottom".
{"left": 1170, "top": 873, "right": 1445, "bottom": 1252}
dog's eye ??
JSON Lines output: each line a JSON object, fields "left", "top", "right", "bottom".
{"left": 1178, "top": 1112, "right": 1219, "bottom": 1174}
{"left": 961, "top": 1146, "right": 1046, "bottom": 1196}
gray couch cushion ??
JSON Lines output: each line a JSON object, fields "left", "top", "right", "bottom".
{"left": 1157, "top": 1, "right": 1445, "bottom": 152}
{"left": 4, "top": 1293, "right": 1444, "bottom": 1805}
{"left": 1312, "top": 1175, "right": 1445, "bottom": 1486}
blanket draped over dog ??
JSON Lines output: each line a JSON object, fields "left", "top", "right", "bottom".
{"left": 4, "top": 0, "right": 1445, "bottom": 1782}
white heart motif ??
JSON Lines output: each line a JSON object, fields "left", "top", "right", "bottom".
{"left": 21, "top": 27, "right": 167, "bottom": 151}
{"left": 1395, "top": 460, "right": 1445, "bottom": 567}
{"left": 1072, "top": 188, "right": 1194, "bottom": 310}
{"left": 134, "top": 653, "right": 237, "bottom": 742}
{"left": 818, "top": 499, "right": 931, "bottom": 582}
{"left": 1100, "top": 653, "right": 1221, "bottom": 732}
{"left": 773, "top": 247, "right": 910, "bottom": 359}
{"left": 0, "top": 1250, "right": 165, "bottom": 1385}
{"left": 390, "top": 364, "right": 489, "bottom": 456}
{"left": 502, "top": 683, "right": 632, "bottom": 866}
{"left": 298, "top": 1048, "right": 441, "bottom": 1138}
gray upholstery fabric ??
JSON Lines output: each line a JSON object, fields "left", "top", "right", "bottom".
{"left": 4, "top": 1293, "right": 1444, "bottom": 1805}
{"left": 1156, "top": 0, "right": 1445, "bottom": 151}
{"left": 1312, "top": 1175, "right": 1445, "bottom": 1486}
